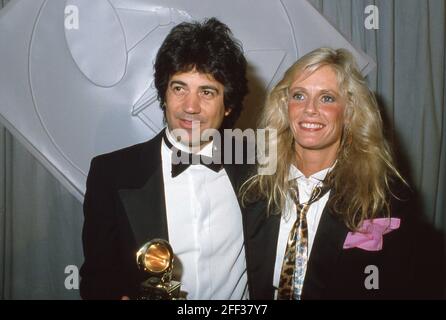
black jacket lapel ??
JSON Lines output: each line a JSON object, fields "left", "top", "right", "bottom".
{"left": 222, "top": 133, "right": 257, "bottom": 194}
{"left": 244, "top": 201, "right": 280, "bottom": 300}
{"left": 302, "top": 205, "right": 349, "bottom": 299}
{"left": 118, "top": 130, "right": 169, "bottom": 249}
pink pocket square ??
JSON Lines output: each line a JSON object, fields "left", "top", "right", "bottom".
{"left": 343, "top": 218, "right": 401, "bottom": 251}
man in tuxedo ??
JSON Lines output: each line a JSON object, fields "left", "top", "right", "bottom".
{"left": 79, "top": 18, "right": 250, "bottom": 300}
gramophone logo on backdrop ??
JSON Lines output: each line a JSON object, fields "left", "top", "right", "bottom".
{"left": 0, "top": 0, "right": 375, "bottom": 201}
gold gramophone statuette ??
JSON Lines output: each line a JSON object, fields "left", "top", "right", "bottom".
{"left": 136, "top": 239, "right": 182, "bottom": 300}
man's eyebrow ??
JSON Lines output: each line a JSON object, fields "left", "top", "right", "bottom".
{"left": 169, "top": 80, "right": 187, "bottom": 87}
{"left": 169, "top": 81, "right": 220, "bottom": 94}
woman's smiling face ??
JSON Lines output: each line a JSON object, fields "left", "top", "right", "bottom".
{"left": 288, "top": 65, "right": 347, "bottom": 156}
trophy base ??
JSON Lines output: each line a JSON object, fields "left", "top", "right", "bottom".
{"left": 139, "top": 278, "right": 182, "bottom": 300}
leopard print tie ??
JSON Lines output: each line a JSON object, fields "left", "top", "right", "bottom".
{"left": 277, "top": 181, "right": 329, "bottom": 300}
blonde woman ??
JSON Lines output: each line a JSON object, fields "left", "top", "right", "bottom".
{"left": 241, "top": 48, "right": 417, "bottom": 299}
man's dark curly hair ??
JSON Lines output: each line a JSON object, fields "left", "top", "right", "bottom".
{"left": 154, "top": 18, "right": 248, "bottom": 127}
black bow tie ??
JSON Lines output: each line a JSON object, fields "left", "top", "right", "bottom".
{"left": 163, "top": 130, "right": 223, "bottom": 178}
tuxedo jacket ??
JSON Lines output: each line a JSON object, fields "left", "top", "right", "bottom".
{"left": 79, "top": 130, "right": 250, "bottom": 299}
{"left": 243, "top": 183, "right": 429, "bottom": 300}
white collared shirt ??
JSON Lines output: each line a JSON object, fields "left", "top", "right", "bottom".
{"left": 273, "top": 165, "right": 333, "bottom": 296}
{"left": 161, "top": 128, "right": 248, "bottom": 300}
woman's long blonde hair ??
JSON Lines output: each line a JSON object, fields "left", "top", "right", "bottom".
{"left": 240, "top": 47, "right": 405, "bottom": 231}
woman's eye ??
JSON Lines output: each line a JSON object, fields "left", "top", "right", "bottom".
{"left": 321, "top": 95, "right": 335, "bottom": 103}
{"left": 292, "top": 93, "right": 304, "bottom": 101}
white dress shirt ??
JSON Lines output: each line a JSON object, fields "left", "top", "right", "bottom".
{"left": 161, "top": 128, "right": 248, "bottom": 300}
{"left": 273, "top": 164, "right": 333, "bottom": 297}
